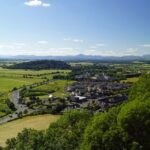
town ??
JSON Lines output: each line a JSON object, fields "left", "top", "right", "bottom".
{"left": 66, "top": 81, "right": 130, "bottom": 112}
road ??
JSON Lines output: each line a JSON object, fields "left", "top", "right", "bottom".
{"left": 0, "top": 89, "right": 35, "bottom": 125}
{"left": 0, "top": 80, "right": 56, "bottom": 125}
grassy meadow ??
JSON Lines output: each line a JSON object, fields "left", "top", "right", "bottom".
{"left": 0, "top": 114, "right": 60, "bottom": 146}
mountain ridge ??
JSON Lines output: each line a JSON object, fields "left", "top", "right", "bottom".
{"left": 0, "top": 54, "right": 150, "bottom": 61}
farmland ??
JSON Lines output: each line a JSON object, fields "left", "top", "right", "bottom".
{"left": 0, "top": 114, "right": 60, "bottom": 146}
{"left": 0, "top": 68, "right": 70, "bottom": 93}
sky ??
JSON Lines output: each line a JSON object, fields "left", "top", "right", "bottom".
{"left": 0, "top": 0, "right": 150, "bottom": 56}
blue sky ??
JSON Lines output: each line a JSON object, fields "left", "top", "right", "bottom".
{"left": 0, "top": 0, "right": 150, "bottom": 56}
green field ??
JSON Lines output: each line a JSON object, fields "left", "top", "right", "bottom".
{"left": 23, "top": 80, "right": 74, "bottom": 99}
{"left": 0, "top": 68, "right": 71, "bottom": 117}
{"left": 0, "top": 68, "right": 69, "bottom": 93}
{"left": 0, "top": 68, "right": 70, "bottom": 79}
{"left": 0, "top": 77, "right": 42, "bottom": 93}
{"left": 0, "top": 114, "right": 60, "bottom": 147}
{"left": 121, "top": 77, "right": 139, "bottom": 83}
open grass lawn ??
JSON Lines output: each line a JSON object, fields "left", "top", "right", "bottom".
{"left": 0, "top": 114, "right": 60, "bottom": 147}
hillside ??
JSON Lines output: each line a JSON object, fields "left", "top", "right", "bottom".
{"left": 1, "top": 74, "right": 150, "bottom": 150}
{"left": 6, "top": 60, "right": 71, "bottom": 70}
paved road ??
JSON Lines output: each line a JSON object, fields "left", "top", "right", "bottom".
{"left": 0, "top": 89, "right": 35, "bottom": 125}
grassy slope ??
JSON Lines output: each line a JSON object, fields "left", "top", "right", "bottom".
{"left": 0, "top": 114, "right": 60, "bottom": 146}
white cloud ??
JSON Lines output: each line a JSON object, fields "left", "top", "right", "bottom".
{"left": 13, "top": 43, "right": 25, "bottom": 46}
{"left": 30, "top": 47, "right": 80, "bottom": 56}
{"left": 125, "top": 48, "right": 138, "bottom": 55}
{"left": 64, "top": 38, "right": 71, "bottom": 41}
{"left": 64, "top": 38, "right": 84, "bottom": 43}
{"left": 90, "top": 43, "right": 106, "bottom": 49}
{"left": 0, "top": 42, "right": 147, "bottom": 56}
{"left": 86, "top": 49, "right": 115, "bottom": 56}
{"left": 51, "top": 48, "right": 79, "bottom": 55}
{"left": 42, "top": 3, "right": 51, "bottom": 7}
{"left": 0, "top": 44, "right": 14, "bottom": 49}
{"left": 96, "top": 43, "right": 105, "bottom": 47}
{"left": 0, "top": 44, "right": 80, "bottom": 56}
{"left": 73, "top": 39, "right": 83, "bottom": 43}
{"left": 24, "top": 0, "right": 51, "bottom": 7}
{"left": 139, "top": 44, "right": 150, "bottom": 48}
{"left": 38, "top": 41, "right": 48, "bottom": 44}
{"left": 85, "top": 48, "right": 138, "bottom": 56}
{"left": 90, "top": 46, "right": 97, "bottom": 49}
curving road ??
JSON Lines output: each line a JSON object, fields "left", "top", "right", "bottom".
{"left": 0, "top": 89, "right": 34, "bottom": 125}
{"left": 0, "top": 79, "right": 56, "bottom": 125}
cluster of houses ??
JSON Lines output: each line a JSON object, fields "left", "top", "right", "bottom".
{"left": 66, "top": 81, "right": 131, "bottom": 112}
{"left": 74, "top": 72, "right": 114, "bottom": 81}
{"left": 24, "top": 71, "right": 132, "bottom": 113}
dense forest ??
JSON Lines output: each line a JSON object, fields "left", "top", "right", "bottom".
{"left": 1, "top": 74, "right": 150, "bottom": 150}
{"left": 6, "top": 60, "right": 71, "bottom": 70}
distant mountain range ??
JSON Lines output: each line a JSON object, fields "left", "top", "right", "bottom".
{"left": 0, "top": 54, "right": 150, "bottom": 61}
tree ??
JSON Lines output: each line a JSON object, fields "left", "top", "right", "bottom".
{"left": 5, "top": 98, "right": 16, "bottom": 111}
{"left": 118, "top": 100, "right": 150, "bottom": 149}
{"left": 18, "top": 111, "right": 23, "bottom": 118}
{"left": 102, "top": 126, "right": 129, "bottom": 150}
{"left": 44, "top": 110, "right": 91, "bottom": 150}
{"left": 81, "top": 107, "right": 121, "bottom": 150}
{"left": 5, "top": 129, "right": 44, "bottom": 150}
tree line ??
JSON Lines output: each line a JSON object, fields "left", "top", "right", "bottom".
{"left": 5, "top": 60, "right": 71, "bottom": 70}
